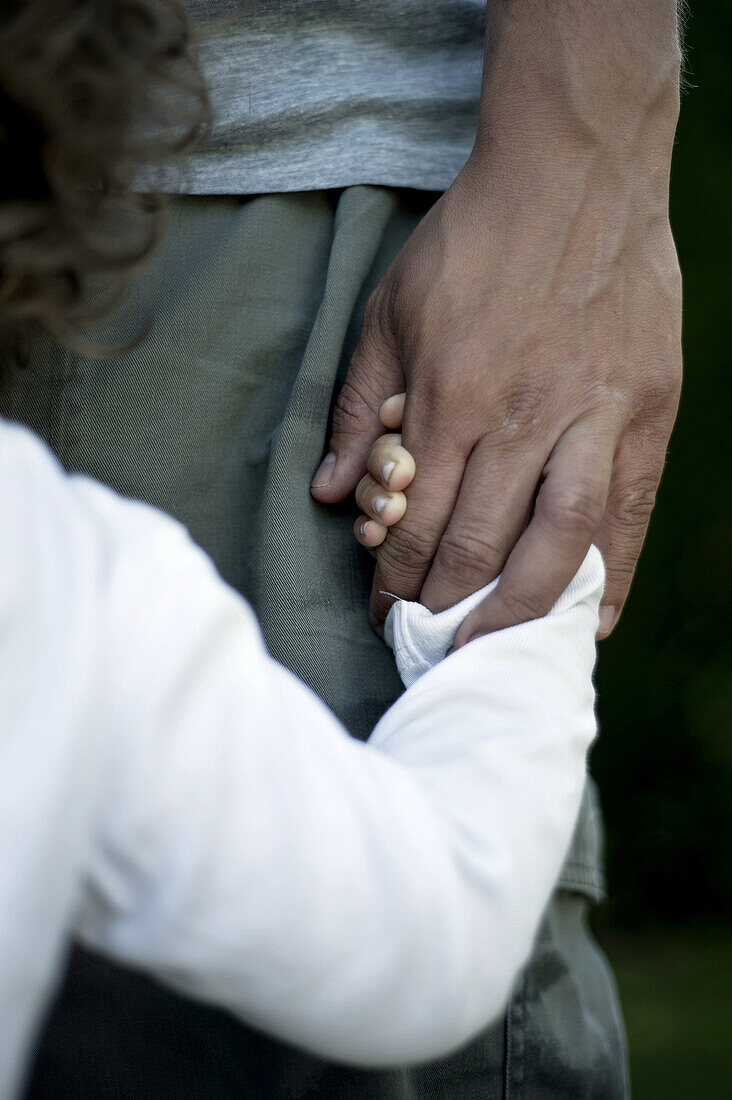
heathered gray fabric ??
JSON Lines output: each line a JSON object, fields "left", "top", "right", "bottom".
{"left": 169, "top": 0, "right": 485, "bottom": 194}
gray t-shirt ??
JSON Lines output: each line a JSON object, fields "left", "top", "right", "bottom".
{"left": 177, "top": 0, "right": 485, "bottom": 194}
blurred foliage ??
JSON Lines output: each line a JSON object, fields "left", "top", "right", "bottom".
{"left": 593, "top": 2, "right": 732, "bottom": 927}
{"left": 599, "top": 929, "right": 732, "bottom": 1097}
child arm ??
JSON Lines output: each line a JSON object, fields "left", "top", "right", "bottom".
{"left": 1, "top": 420, "right": 602, "bottom": 1075}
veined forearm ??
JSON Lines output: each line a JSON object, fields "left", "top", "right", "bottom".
{"left": 476, "top": 0, "right": 682, "bottom": 169}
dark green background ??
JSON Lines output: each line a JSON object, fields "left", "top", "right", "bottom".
{"left": 592, "top": 5, "right": 731, "bottom": 1094}
{"left": 594, "top": 0, "right": 731, "bottom": 932}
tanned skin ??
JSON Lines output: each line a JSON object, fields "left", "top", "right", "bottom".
{"left": 312, "top": 0, "right": 683, "bottom": 646}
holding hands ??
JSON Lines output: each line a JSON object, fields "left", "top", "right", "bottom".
{"left": 353, "top": 394, "right": 414, "bottom": 551}
{"left": 312, "top": 145, "right": 681, "bottom": 647}
{"left": 311, "top": 0, "right": 682, "bottom": 647}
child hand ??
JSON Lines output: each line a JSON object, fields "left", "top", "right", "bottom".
{"left": 354, "top": 394, "right": 415, "bottom": 550}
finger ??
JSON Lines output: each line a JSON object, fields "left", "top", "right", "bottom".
{"left": 311, "top": 302, "right": 404, "bottom": 503}
{"left": 354, "top": 514, "right": 388, "bottom": 549}
{"left": 355, "top": 473, "right": 408, "bottom": 526}
{"left": 366, "top": 433, "right": 416, "bottom": 492}
{"left": 379, "top": 392, "right": 406, "bottom": 430}
{"left": 419, "top": 436, "right": 542, "bottom": 612}
{"left": 593, "top": 427, "right": 666, "bottom": 639}
{"left": 369, "top": 396, "right": 472, "bottom": 627}
{"left": 454, "top": 418, "right": 616, "bottom": 647}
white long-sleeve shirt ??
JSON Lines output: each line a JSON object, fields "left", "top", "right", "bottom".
{"left": 0, "top": 417, "right": 604, "bottom": 1098}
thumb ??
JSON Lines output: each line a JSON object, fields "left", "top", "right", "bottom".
{"left": 311, "top": 300, "right": 404, "bottom": 502}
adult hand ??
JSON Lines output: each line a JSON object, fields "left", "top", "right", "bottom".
{"left": 311, "top": 0, "right": 683, "bottom": 642}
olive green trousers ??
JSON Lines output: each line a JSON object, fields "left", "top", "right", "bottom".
{"left": 1, "top": 186, "right": 628, "bottom": 1099}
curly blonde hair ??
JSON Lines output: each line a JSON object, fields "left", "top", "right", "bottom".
{"left": 0, "top": 0, "right": 209, "bottom": 348}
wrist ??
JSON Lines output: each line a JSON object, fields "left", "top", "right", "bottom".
{"left": 460, "top": 137, "right": 674, "bottom": 242}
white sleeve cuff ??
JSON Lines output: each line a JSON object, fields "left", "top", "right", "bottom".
{"left": 384, "top": 544, "right": 605, "bottom": 688}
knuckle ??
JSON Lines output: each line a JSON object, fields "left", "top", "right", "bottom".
{"left": 407, "top": 356, "right": 471, "bottom": 417}
{"left": 496, "top": 378, "right": 549, "bottom": 439}
{"left": 609, "top": 474, "right": 659, "bottom": 533}
{"left": 378, "top": 523, "right": 436, "bottom": 579}
{"left": 541, "top": 485, "right": 604, "bottom": 539}
{"left": 496, "top": 585, "right": 549, "bottom": 624}
{"left": 628, "top": 361, "right": 682, "bottom": 430}
{"left": 332, "top": 380, "right": 375, "bottom": 438}
{"left": 646, "top": 358, "right": 683, "bottom": 404}
{"left": 421, "top": 361, "right": 464, "bottom": 410}
{"left": 398, "top": 358, "right": 482, "bottom": 459}
{"left": 604, "top": 558, "right": 637, "bottom": 592}
{"left": 437, "top": 527, "right": 505, "bottom": 581}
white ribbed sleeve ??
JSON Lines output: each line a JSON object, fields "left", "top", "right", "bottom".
{"left": 0, "top": 418, "right": 603, "bottom": 1094}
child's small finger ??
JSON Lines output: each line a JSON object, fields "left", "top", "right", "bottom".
{"left": 379, "top": 393, "right": 406, "bottom": 430}
{"left": 354, "top": 515, "right": 387, "bottom": 549}
{"left": 367, "top": 434, "right": 416, "bottom": 492}
{"left": 355, "top": 473, "right": 407, "bottom": 526}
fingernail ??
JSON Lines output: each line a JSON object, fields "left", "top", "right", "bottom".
{"left": 381, "top": 461, "right": 397, "bottom": 487}
{"left": 598, "top": 605, "right": 616, "bottom": 637}
{"left": 311, "top": 452, "right": 336, "bottom": 488}
{"left": 359, "top": 520, "right": 370, "bottom": 538}
{"left": 372, "top": 495, "right": 389, "bottom": 517}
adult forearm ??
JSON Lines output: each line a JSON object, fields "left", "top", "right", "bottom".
{"left": 476, "top": 0, "right": 681, "bottom": 181}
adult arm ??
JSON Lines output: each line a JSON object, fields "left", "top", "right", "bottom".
{"left": 312, "top": 0, "right": 683, "bottom": 643}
